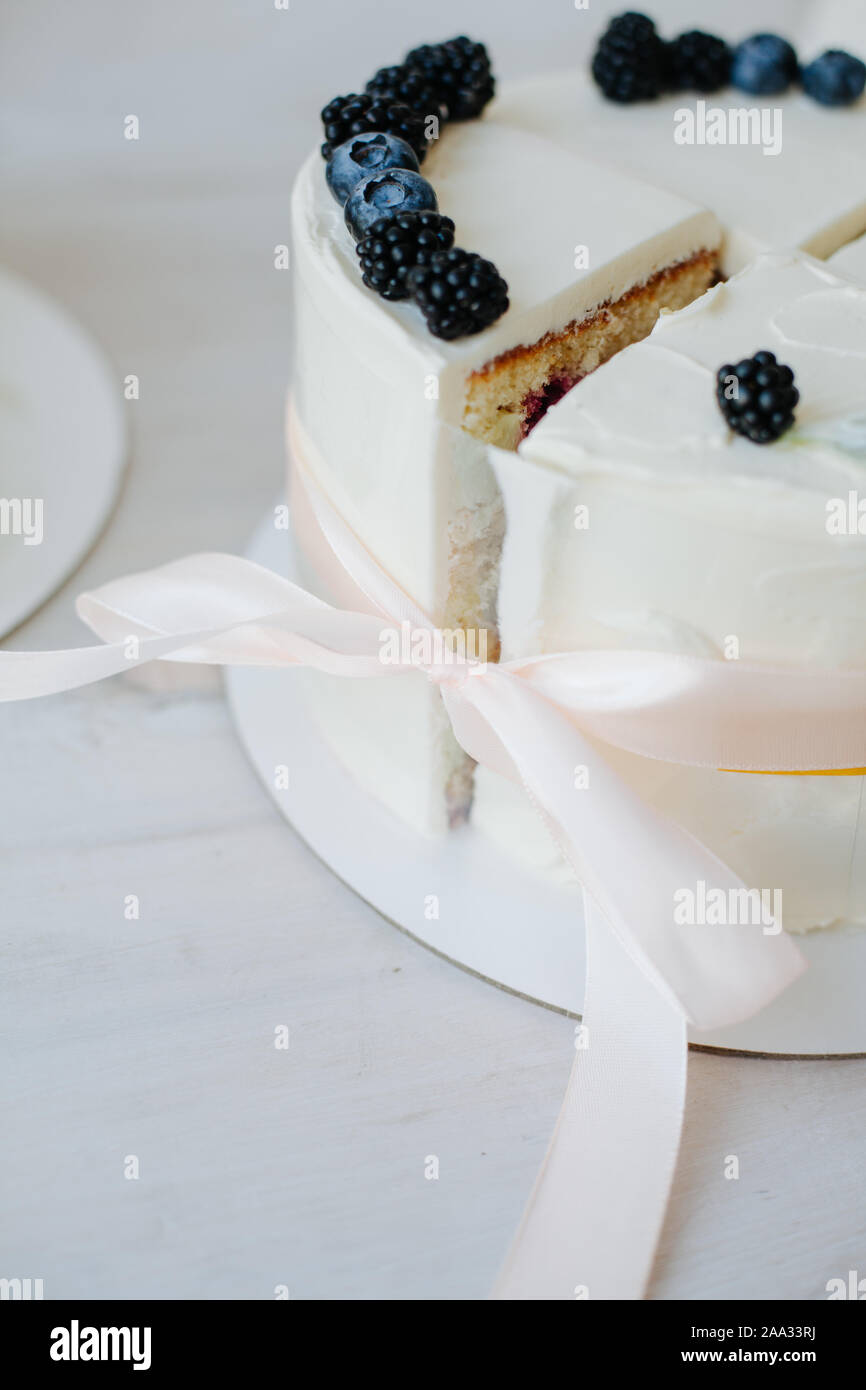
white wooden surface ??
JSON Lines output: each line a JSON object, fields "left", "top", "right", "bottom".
{"left": 2, "top": 0, "right": 864, "bottom": 1301}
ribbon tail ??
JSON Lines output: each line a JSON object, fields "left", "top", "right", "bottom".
{"left": 493, "top": 895, "right": 686, "bottom": 1301}
{"left": 447, "top": 668, "right": 806, "bottom": 1032}
{"left": 446, "top": 666, "right": 804, "bottom": 1301}
{"left": 0, "top": 553, "right": 396, "bottom": 700}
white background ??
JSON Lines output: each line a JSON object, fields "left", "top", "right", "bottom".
{"left": 2, "top": 0, "right": 864, "bottom": 1300}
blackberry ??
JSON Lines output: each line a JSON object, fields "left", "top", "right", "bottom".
{"left": 665, "top": 30, "right": 731, "bottom": 93}
{"left": 321, "top": 93, "right": 427, "bottom": 162}
{"left": 404, "top": 36, "right": 494, "bottom": 120}
{"left": 716, "top": 351, "right": 799, "bottom": 445}
{"left": 407, "top": 247, "right": 509, "bottom": 340}
{"left": 365, "top": 65, "right": 446, "bottom": 123}
{"left": 591, "top": 12, "right": 667, "bottom": 103}
{"left": 356, "top": 212, "right": 456, "bottom": 301}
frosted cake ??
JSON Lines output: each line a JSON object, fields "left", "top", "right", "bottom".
{"left": 289, "top": 11, "right": 866, "bottom": 930}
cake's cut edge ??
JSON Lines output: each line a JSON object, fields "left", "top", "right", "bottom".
{"left": 462, "top": 248, "right": 720, "bottom": 448}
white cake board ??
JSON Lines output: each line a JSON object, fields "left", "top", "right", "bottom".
{"left": 0, "top": 268, "right": 126, "bottom": 638}
{"left": 226, "top": 506, "right": 866, "bottom": 1058}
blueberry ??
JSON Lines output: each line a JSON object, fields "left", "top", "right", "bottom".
{"left": 344, "top": 169, "right": 437, "bottom": 240}
{"left": 325, "top": 131, "right": 420, "bottom": 206}
{"left": 731, "top": 34, "right": 799, "bottom": 95}
{"left": 801, "top": 50, "right": 866, "bottom": 107}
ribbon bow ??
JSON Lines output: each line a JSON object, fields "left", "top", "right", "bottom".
{"left": 6, "top": 442, "right": 864, "bottom": 1297}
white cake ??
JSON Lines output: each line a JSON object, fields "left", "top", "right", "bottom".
{"left": 289, "top": 11, "right": 866, "bottom": 930}
{"left": 474, "top": 250, "right": 866, "bottom": 931}
{"left": 291, "top": 117, "right": 720, "bottom": 830}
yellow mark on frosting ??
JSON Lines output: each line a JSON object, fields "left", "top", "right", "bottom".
{"left": 721, "top": 768, "right": 866, "bottom": 777}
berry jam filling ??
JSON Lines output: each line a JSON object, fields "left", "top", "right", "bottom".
{"left": 520, "top": 374, "right": 581, "bottom": 438}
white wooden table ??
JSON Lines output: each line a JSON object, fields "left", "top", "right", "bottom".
{"left": 2, "top": 0, "right": 863, "bottom": 1300}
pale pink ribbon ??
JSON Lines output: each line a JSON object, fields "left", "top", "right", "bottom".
{"left": 6, "top": 443, "right": 866, "bottom": 1297}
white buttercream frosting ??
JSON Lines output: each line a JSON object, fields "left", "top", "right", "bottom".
{"left": 517, "top": 252, "right": 866, "bottom": 666}
{"left": 488, "top": 66, "right": 866, "bottom": 274}
{"left": 523, "top": 252, "right": 866, "bottom": 496}
{"left": 829, "top": 231, "right": 866, "bottom": 282}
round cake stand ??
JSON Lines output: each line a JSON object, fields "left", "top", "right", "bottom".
{"left": 225, "top": 505, "right": 866, "bottom": 1058}
{"left": 0, "top": 268, "right": 126, "bottom": 638}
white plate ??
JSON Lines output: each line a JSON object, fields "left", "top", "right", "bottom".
{"left": 0, "top": 268, "right": 126, "bottom": 636}
{"left": 226, "top": 507, "right": 866, "bottom": 1058}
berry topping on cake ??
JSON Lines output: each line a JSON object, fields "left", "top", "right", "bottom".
{"left": 801, "top": 50, "right": 866, "bottom": 107}
{"left": 326, "top": 132, "right": 420, "bottom": 206}
{"left": 591, "top": 12, "right": 667, "bottom": 103}
{"left": 716, "top": 352, "right": 799, "bottom": 445}
{"left": 344, "top": 169, "right": 437, "bottom": 240}
{"left": 404, "top": 36, "right": 494, "bottom": 120}
{"left": 321, "top": 93, "right": 428, "bottom": 163}
{"left": 407, "top": 248, "right": 509, "bottom": 340}
{"left": 730, "top": 34, "right": 799, "bottom": 96}
{"left": 356, "top": 212, "right": 456, "bottom": 301}
{"left": 665, "top": 30, "right": 731, "bottom": 93}
{"left": 365, "top": 65, "right": 447, "bottom": 123}
{"left": 521, "top": 375, "right": 580, "bottom": 438}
